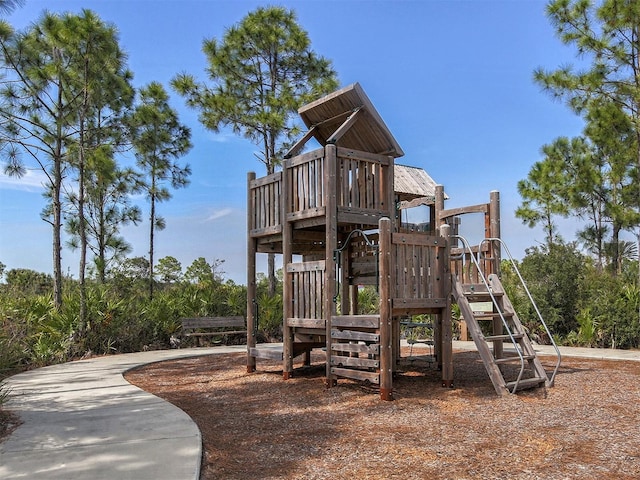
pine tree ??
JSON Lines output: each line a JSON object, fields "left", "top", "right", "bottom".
{"left": 172, "top": 6, "right": 338, "bottom": 295}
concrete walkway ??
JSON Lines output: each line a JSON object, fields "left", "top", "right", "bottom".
{"left": 1, "top": 342, "right": 640, "bottom": 479}
{"left": 0, "top": 346, "right": 245, "bottom": 480}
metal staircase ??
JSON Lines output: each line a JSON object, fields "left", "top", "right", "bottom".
{"left": 452, "top": 236, "right": 561, "bottom": 395}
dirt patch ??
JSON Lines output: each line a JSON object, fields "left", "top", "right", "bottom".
{"left": 125, "top": 349, "right": 640, "bottom": 480}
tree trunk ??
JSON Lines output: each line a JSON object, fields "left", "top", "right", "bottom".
{"left": 52, "top": 88, "right": 64, "bottom": 310}
{"left": 610, "top": 224, "right": 621, "bottom": 276}
{"left": 268, "top": 253, "right": 276, "bottom": 296}
{"left": 78, "top": 147, "right": 87, "bottom": 333}
{"left": 52, "top": 159, "right": 63, "bottom": 310}
{"left": 149, "top": 190, "right": 155, "bottom": 300}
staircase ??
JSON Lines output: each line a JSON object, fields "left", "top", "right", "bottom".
{"left": 453, "top": 274, "right": 551, "bottom": 395}
{"left": 329, "top": 314, "right": 382, "bottom": 385}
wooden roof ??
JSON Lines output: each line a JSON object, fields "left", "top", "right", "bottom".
{"left": 395, "top": 164, "right": 447, "bottom": 207}
{"left": 297, "top": 83, "right": 404, "bottom": 158}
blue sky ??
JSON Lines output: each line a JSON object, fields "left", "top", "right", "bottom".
{"left": 0, "top": 0, "right": 587, "bottom": 284}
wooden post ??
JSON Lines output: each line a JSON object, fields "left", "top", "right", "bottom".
{"left": 349, "top": 284, "right": 358, "bottom": 315}
{"left": 435, "top": 184, "right": 445, "bottom": 228}
{"left": 386, "top": 158, "right": 399, "bottom": 370}
{"left": 489, "top": 190, "right": 503, "bottom": 360}
{"left": 247, "top": 172, "right": 257, "bottom": 373}
{"left": 385, "top": 156, "right": 395, "bottom": 227}
{"left": 489, "top": 190, "right": 501, "bottom": 275}
{"left": 325, "top": 145, "right": 338, "bottom": 387}
{"left": 340, "top": 243, "right": 350, "bottom": 316}
{"left": 439, "top": 223, "right": 453, "bottom": 387}
{"left": 379, "top": 217, "right": 393, "bottom": 401}
{"left": 282, "top": 163, "right": 293, "bottom": 380}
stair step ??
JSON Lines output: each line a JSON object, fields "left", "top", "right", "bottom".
{"left": 462, "top": 284, "right": 504, "bottom": 296}
{"left": 494, "top": 354, "right": 536, "bottom": 364}
{"left": 484, "top": 333, "right": 524, "bottom": 342}
{"left": 249, "top": 347, "right": 284, "bottom": 361}
{"left": 331, "top": 366, "right": 380, "bottom": 384}
{"left": 464, "top": 293, "right": 504, "bottom": 302}
{"left": 472, "top": 311, "right": 513, "bottom": 320}
{"left": 506, "top": 376, "right": 546, "bottom": 391}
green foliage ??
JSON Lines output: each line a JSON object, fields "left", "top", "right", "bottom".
{"left": 0, "top": 10, "right": 135, "bottom": 309}
{"left": 517, "top": 243, "right": 586, "bottom": 338}
{"left": 578, "top": 266, "right": 640, "bottom": 349}
{"left": 534, "top": 0, "right": 640, "bottom": 280}
{"left": 130, "top": 81, "right": 192, "bottom": 299}
{"left": 172, "top": 6, "right": 338, "bottom": 173}
{"left": 4, "top": 269, "right": 53, "bottom": 296}
{"left": 155, "top": 256, "right": 183, "bottom": 284}
{"left": 516, "top": 142, "right": 573, "bottom": 247}
{"left": 501, "top": 243, "right": 640, "bottom": 348}
{"left": 357, "top": 286, "right": 379, "bottom": 314}
{"left": 0, "top": 259, "right": 250, "bottom": 374}
{"left": 252, "top": 271, "right": 283, "bottom": 340}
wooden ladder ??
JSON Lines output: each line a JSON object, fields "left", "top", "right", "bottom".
{"left": 452, "top": 273, "right": 549, "bottom": 395}
{"left": 329, "top": 314, "right": 381, "bottom": 385}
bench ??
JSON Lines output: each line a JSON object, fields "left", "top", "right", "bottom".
{"left": 180, "top": 316, "right": 247, "bottom": 345}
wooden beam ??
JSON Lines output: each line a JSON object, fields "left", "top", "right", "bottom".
{"left": 439, "top": 203, "right": 489, "bottom": 221}
{"left": 326, "top": 106, "right": 362, "bottom": 144}
{"left": 284, "top": 126, "right": 317, "bottom": 159}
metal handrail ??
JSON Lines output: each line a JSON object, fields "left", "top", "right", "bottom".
{"left": 480, "top": 237, "right": 562, "bottom": 387}
{"left": 453, "top": 235, "right": 527, "bottom": 393}
{"left": 333, "top": 229, "right": 379, "bottom": 303}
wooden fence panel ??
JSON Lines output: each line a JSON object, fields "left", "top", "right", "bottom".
{"left": 287, "top": 260, "right": 325, "bottom": 321}
{"left": 249, "top": 172, "right": 282, "bottom": 234}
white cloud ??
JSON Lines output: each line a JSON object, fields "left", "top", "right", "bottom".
{"left": 204, "top": 208, "right": 233, "bottom": 222}
{"left": 206, "top": 130, "right": 237, "bottom": 144}
{"left": 0, "top": 169, "right": 48, "bottom": 192}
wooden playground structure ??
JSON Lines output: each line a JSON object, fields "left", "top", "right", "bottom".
{"left": 246, "top": 83, "right": 560, "bottom": 400}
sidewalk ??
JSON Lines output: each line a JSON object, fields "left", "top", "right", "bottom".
{"left": 452, "top": 340, "right": 640, "bottom": 362}
{"left": 0, "top": 346, "right": 245, "bottom": 480}
{"left": 1, "top": 342, "right": 640, "bottom": 479}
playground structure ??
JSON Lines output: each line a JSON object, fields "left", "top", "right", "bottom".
{"left": 246, "top": 83, "right": 560, "bottom": 400}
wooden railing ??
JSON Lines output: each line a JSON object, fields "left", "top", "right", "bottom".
{"left": 249, "top": 146, "right": 394, "bottom": 237}
{"left": 437, "top": 190, "right": 501, "bottom": 282}
{"left": 336, "top": 148, "right": 390, "bottom": 210}
{"left": 285, "top": 260, "right": 325, "bottom": 329}
{"left": 387, "top": 230, "right": 450, "bottom": 315}
{"left": 449, "top": 243, "right": 492, "bottom": 284}
{"left": 248, "top": 171, "right": 282, "bottom": 236}
{"left": 286, "top": 149, "right": 325, "bottom": 215}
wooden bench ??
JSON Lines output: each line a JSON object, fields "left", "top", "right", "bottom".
{"left": 180, "top": 316, "right": 247, "bottom": 345}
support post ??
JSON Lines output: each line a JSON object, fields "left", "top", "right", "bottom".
{"left": 435, "top": 184, "right": 445, "bottom": 228}
{"left": 385, "top": 156, "right": 395, "bottom": 227}
{"left": 489, "top": 190, "right": 501, "bottom": 276}
{"left": 247, "top": 172, "right": 257, "bottom": 373}
{"left": 379, "top": 217, "right": 393, "bottom": 401}
{"left": 439, "top": 223, "right": 453, "bottom": 387}
{"left": 489, "top": 190, "right": 503, "bottom": 360}
{"left": 282, "top": 164, "right": 293, "bottom": 379}
{"left": 325, "top": 145, "right": 338, "bottom": 387}
{"left": 386, "top": 157, "right": 399, "bottom": 371}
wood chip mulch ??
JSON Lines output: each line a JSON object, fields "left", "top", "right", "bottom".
{"left": 124, "top": 348, "right": 640, "bottom": 480}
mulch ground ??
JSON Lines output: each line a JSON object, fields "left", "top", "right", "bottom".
{"left": 125, "top": 348, "right": 640, "bottom": 480}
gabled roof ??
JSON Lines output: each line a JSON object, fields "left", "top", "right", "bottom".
{"left": 394, "top": 164, "right": 448, "bottom": 207}
{"left": 295, "top": 82, "right": 404, "bottom": 158}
